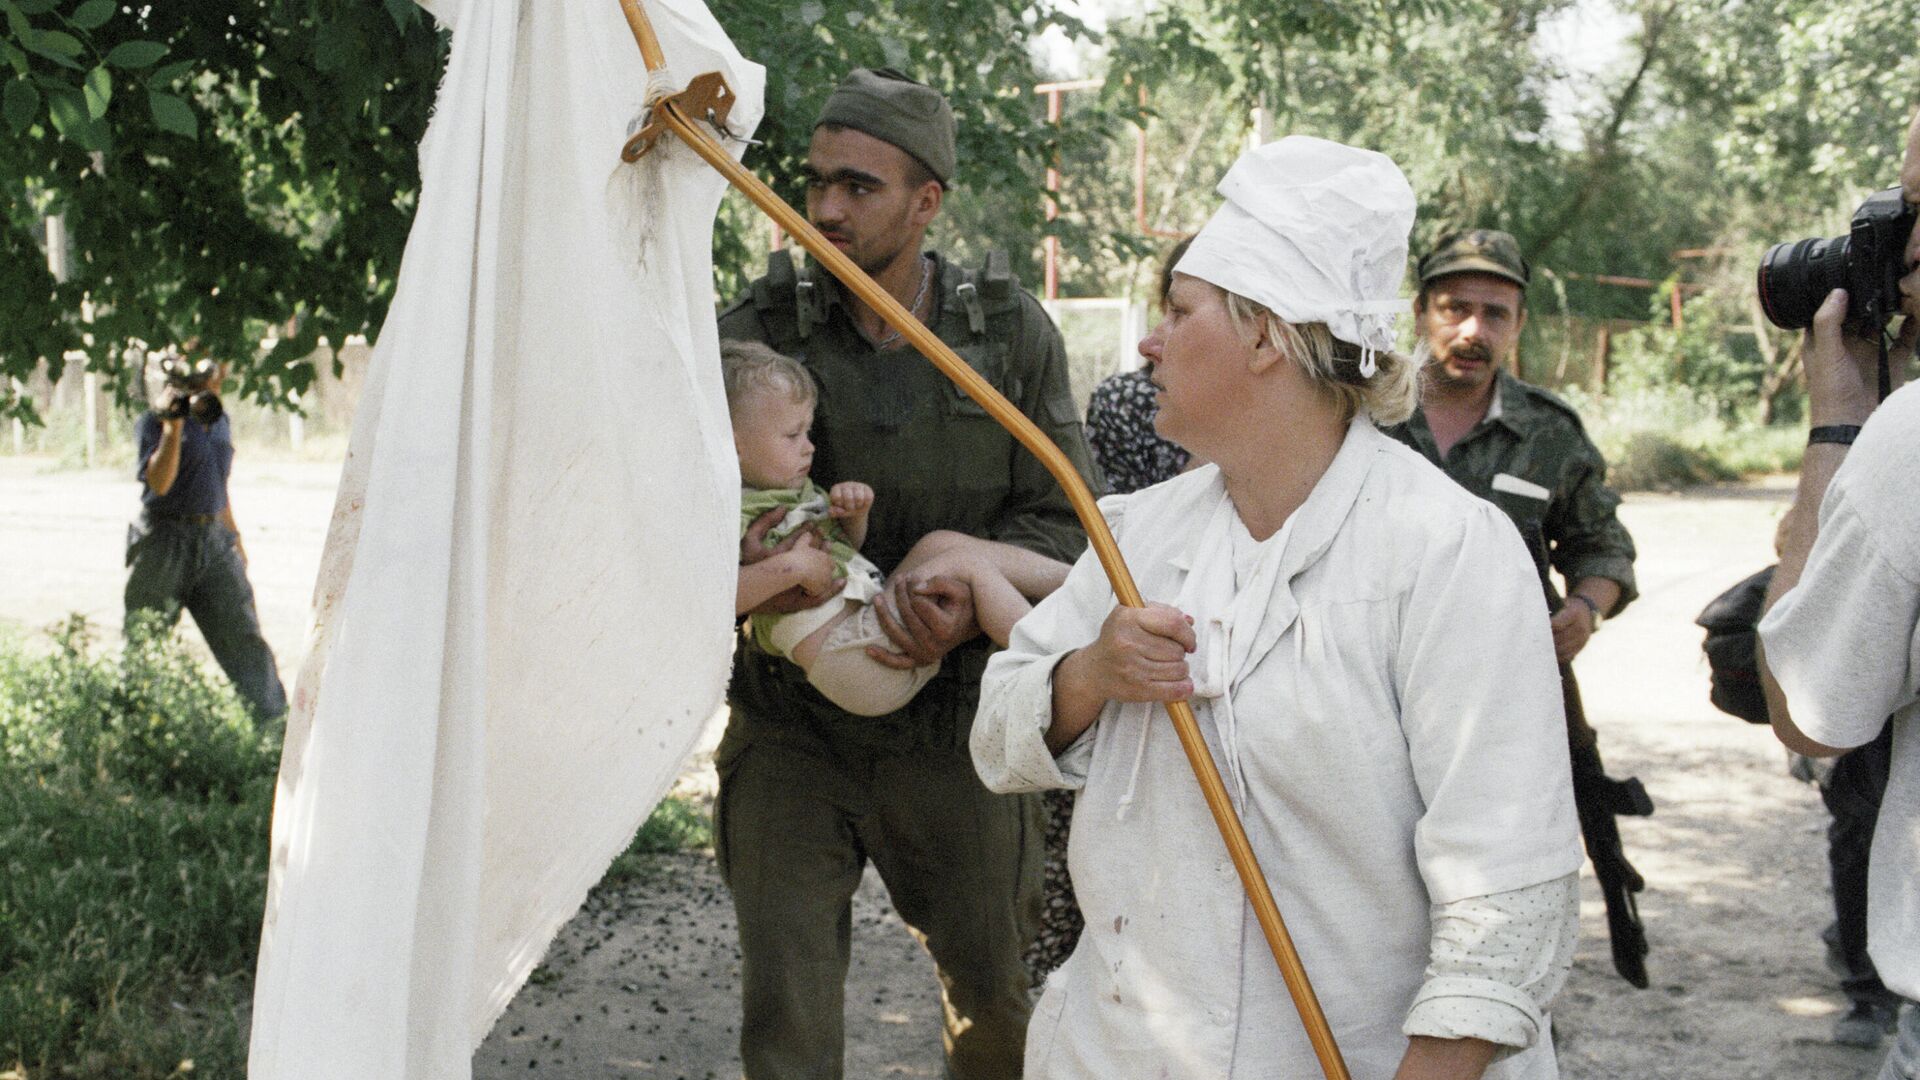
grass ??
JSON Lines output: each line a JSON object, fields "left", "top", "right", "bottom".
{"left": 0, "top": 615, "right": 271, "bottom": 1079}
{"left": 0, "top": 615, "right": 715, "bottom": 1079}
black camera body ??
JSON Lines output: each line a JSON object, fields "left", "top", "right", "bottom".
{"left": 158, "top": 351, "right": 217, "bottom": 393}
{"left": 156, "top": 352, "right": 224, "bottom": 425}
{"left": 1758, "top": 186, "right": 1916, "bottom": 337}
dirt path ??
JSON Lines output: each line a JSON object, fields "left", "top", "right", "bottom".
{"left": 1, "top": 458, "right": 1893, "bottom": 1078}
{"left": 0, "top": 455, "right": 339, "bottom": 659}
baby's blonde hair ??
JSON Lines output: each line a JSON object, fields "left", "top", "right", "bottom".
{"left": 720, "top": 340, "right": 814, "bottom": 415}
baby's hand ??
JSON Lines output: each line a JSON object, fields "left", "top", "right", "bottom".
{"left": 828, "top": 482, "right": 874, "bottom": 519}
{"left": 786, "top": 546, "right": 843, "bottom": 599}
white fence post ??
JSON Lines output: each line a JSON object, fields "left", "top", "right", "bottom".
{"left": 83, "top": 371, "right": 98, "bottom": 468}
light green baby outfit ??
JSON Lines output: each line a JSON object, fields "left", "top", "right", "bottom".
{"left": 741, "top": 482, "right": 885, "bottom": 656}
{"left": 740, "top": 481, "right": 936, "bottom": 716}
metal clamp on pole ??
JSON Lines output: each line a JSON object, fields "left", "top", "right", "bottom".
{"left": 621, "top": 72, "right": 743, "bottom": 162}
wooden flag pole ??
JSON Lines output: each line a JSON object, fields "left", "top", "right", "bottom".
{"left": 616, "top": 9, "right": 1350, "bottom": 1077}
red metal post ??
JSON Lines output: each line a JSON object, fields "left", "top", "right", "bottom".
{"left": 1043, "top": 86, "right": 1061, "bottom": 300}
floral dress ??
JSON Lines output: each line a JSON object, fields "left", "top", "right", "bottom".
{"left": 1084, "top": 368, "right": 1190, "bottom": 497}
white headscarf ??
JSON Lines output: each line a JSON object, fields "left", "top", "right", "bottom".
{"left": 1176, "top": 135, "right": 1415, "bottom": 376}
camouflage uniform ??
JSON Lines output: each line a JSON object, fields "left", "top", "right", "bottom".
{"left": 1385, "top": 367, "right": 1655, "bottom": 986}
{"left": 716, "top": 247, "right": 1097, "bottom": 1079}
{"left": 1386, "top": 369, "right": 1636, "bottom": 608}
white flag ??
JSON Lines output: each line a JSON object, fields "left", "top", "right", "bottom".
{"left": 248, "top": 0, "right": 762, "bottom": 1075}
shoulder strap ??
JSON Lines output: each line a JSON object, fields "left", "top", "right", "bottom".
{"left": 948, "top": 249, "right": 1022, "bottom": 340}
{"left": 979, "top": 249, "right": 1015, "bottom": 308}
{"left": 748, "top": 248, "right": 818, "bottom": 350}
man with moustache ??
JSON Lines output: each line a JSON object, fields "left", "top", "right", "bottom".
{"left": 715, "top": 68, "right": 1096, "bottom": 1079}
{"left": 1384, "top": 229, "right": 1654, "bottom": 989}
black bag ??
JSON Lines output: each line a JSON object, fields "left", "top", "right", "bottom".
{"left": 1695, "top": 565, "right": 1776, "bottom": 724}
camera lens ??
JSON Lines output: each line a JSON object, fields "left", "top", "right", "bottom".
{"left": 1757, "top": 234, "right": 1851, "bottom": 330}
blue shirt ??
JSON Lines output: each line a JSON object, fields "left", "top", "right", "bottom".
{"left": 135, "top": 410, "right": 233, "bottom": 516}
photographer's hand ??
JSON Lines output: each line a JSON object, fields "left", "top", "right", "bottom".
{"left": 144, "top": 405, "right": 188, "bottom": 497}
{"left": 160, "top": 389, "right": 193, "bottom": 421}
{"left": 1802, "top": 290, "right": 1916, "bottom": 427}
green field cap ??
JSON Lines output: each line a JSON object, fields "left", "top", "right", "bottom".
{"left": 1417, "top": 228, "right": 1530, "bottom": 289}
{"left": 816, "top": 67, "right": 956, "bottom": 184}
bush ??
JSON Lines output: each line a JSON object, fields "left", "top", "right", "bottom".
{"left": 0, "top": 615, "right": 714, "bottom": 1076}
{"left": 0, "top": 616, "right": 272, "bottom": 1079}
{"left": 1, "top": 613, "right": 279, "bottom": 801}
{"left": 1560, "top": 345, "right": 1803, "bottom": 491}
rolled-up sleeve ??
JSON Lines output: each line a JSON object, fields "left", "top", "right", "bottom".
{"left": 973, "top": 648, "right": 1087, "bottom": 793}
{"left": 973, "top": 497, "right": 1126, "bottom": 793}
{"left": 1404, "top": 872, "right": 1580, "bottom": 1053}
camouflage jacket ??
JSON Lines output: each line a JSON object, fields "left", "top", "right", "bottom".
{"left": 1384, "top": 369, "right": 1638, "bottom": 614}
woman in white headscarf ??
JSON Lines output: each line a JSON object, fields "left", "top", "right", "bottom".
{"left": 972, "top": 137, "right": 1584, "bottom": 1080}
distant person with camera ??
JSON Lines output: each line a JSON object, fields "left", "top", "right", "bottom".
{"left": 125, "top": 348, "right": 287, "bottom": 719}
{"left": 1383, "top": 228, "right": 1655, "bottom": 990}
{"left": 1758, "top": 107, "right": 1920, "bottom": 1080}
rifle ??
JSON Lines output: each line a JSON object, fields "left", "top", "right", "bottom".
{"left": 1564, "top": 665, "right": 1654, "bottom": 989}
{"left": 1518, "top": 521, "right": 1653, "bottom": 988}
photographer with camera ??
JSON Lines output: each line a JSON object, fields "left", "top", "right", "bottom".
{"left": 1757, "top": 107, "right": 1920, "bottom": 1080}
{"left": 125, "top": 348, "right": 287, "bottom": 720}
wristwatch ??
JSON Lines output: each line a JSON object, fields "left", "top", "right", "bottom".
{"left": 1569, "top": 593, "right": 1603, "bottom": 631}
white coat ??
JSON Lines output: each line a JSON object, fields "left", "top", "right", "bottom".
{"left": 973, "top": 418, "right": 1583, "bottom": 1079}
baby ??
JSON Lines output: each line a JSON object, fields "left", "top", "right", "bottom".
{"left": 723, "top": 340, "right": 1067, "bottom": 716}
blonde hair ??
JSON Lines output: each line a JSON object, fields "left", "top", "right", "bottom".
{"left": 720, "top": 340, "right": 814, "bottom": 415}
{"left": 1220, "top": 290, "right": 1417, "bottom": 426}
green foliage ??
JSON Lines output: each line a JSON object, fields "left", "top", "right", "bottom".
{"left": 0, "top": 612, "right": 715, "bottom": 1074}
{"left": 3, "top": 0, "right": 1910, "bottom": 456}
{"left": 1607, "top": 285, "right": 1766, "bottom": 414}
{"left": 1102, "top": 4, "right": 1569, "bottom": 229}
{"left": 1, "top": 1, "right": 449, "bottom": 422}
{"left": 1559, "top": 362, "right": 1803, "bottom": 491}
{"left": 603, "top": 792, "right": 715, "bottom": 883}
{"left": 1659, "top": 0, "right": 1920, "bottom": 230}
{"left": 628, "top": 792, "right": 713, "bottom": 854}
{"left": 2, "top": 613, "right": 280, "bottom": 799}
{"left": 0, "top": 614, "right": 275, "bottom": 1077}
{"left": 4, "top": 0, "right": 1116, "bottom": 419}
{"left": 706, "top": 0, "right": 1099, "bottom": 298}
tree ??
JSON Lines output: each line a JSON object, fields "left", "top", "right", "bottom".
{"left": 2, "top": 0, "right": 1104, "bottom": 422}
{"left": 1, "top": 0, "right": 447, "bottom": 420}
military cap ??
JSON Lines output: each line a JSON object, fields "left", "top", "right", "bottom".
{"left": 1417, "top": 228, "right": 1530, "bottom": 289}
{"left": 815, "top": 67, "right": 956, "bottom": 185}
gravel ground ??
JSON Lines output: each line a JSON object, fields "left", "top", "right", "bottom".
{"left": 1, "top": 457, "right": 1897, "bottom": 1079}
